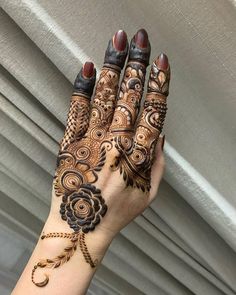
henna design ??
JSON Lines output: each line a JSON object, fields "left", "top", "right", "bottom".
{"left": 112, "top": 58, "right": 170, "bottom": 192}
{"left": 32, "top": 36, "right": 127, "bottom": 287}
{"left": 60, "top": 184, "right": 107, "bottom": 233}
{"left": 60, "top": 95, "right": 90, "bottom": 151}
{"left": 32, "top": 234, "right": 79, "bottom": 287}
{"left": 32, "top": 232, "right": 97, "bottom": 287}
{"left": 32, "top": 31, "right": 170, "bottom": 288}
{"left": 110, "top": 62, "right": 146, "bottom": 133}
{"left": 79, "top": 232, "right": 98, "bottom": 267}
{"left": 89, "top": 67, "right": 119, "bottom": 130}
{"left": 41, "top": 232, "right": 76, "bottom": 239}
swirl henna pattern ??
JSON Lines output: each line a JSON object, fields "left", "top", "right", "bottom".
{"left": 31, "top": 30, "right": 170, "bottom": 288}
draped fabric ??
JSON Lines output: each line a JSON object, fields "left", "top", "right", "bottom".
{"left": 0, "top": 1, "right": 236, "bottom": 294}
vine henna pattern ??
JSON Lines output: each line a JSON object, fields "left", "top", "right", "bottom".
{"left": 31, "top": 30, "right": 170, "bottom": 287}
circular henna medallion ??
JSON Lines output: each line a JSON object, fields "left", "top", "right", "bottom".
{"left": 60, "top": 184, "right": 107, "bottom": 233}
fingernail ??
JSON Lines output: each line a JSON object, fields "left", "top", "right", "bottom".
{"left": 113, "top": 30, "right": 127, "bottom": 51}
{"left": 134, "top": 28, "right": 148, "bottom": 48}
{"left": 161, "top": 135, "right": 165, "bottom": 151}
{"left": 82, "top": 62, "right": 94, "bottom": 78}
{"left": 156, "top": 53, "right": 169, "bottom": 70}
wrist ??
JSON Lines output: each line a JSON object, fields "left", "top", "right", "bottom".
{"left": 43, "top": 214, "right": 113, "bottom": 259}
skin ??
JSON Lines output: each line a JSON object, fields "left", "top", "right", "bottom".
{"left": 12, "top": 28, "right": 170, "bottom": 295}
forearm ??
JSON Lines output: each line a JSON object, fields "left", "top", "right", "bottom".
{"left": 12, "top": 215, "right": 113, "bottom": 295}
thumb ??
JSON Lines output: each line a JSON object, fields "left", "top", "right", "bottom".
{"left": 149, "top": 134, "right": 165, "bottom": 201}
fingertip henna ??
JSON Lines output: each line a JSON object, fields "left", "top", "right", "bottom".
{"left": 104, "top": 30, "right": 128, "bottom": 71}
{"left": 134, "top": 28, "right": 149, "bottom": 49}
{"left": 129, "top": 29, "right": 151, "bottom": 66}
{"left": 73, "top": 66, "right": 96, "bottom": 97}
{"left": 156, "top": 53, "right": 169, "bottom": 71}
{"left": 148, "top": 53, "right": 170, "bottom": 96}
{"left": 113, "top": 30, "right": 127, "bottom": 52}
{"left": 82, "top": 62, "right": 95, "bottom": 79}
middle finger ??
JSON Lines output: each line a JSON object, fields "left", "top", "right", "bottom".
{"left": 109, "top": 29, "right": 151, "bottom": 139}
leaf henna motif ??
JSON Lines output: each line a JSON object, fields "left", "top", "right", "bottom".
{"left": 31, "top": 232, "right": 98, "bottom": 287}
{"left": 32, "top": 234, "right": 79, "bottom": 287}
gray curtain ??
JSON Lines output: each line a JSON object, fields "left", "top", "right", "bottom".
{"left": 0, "top": 1, "right": 236, "bottom": 294}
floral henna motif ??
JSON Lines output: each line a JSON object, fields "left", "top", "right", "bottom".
{"left": 60, "top": 184, "right": 107, "bottom": 233}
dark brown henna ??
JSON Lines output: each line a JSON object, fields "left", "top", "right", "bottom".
{"left": 79, "top": 232, "right": 97, "bottom": 267}
{"left": 129, "top": 54, "right": 170, "bottom": 191}
{"left": 110, "top": 54, "right": 170, "bottom": 192}
{"left": 110, "top": 61, "right": 146, "bottom": 133}
{"left": 32, "top": 31, "right": 170, "bottom": 288}
{"left": 60, "top": 184, "right": 107, "bottom": 233}
{"left": 32, "top": 31, "right": 128, "bottom": 288}
{"left": 109, "top": 30, "right": 152, "bottom": 191}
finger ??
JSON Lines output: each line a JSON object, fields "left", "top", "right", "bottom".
{"left": 110, "top": 29, "right": 151, "bottom": 137}
{"left": 60, "top": 62, "right": 96, "bottom": 152}
{"left": 124, "top": 54, "right": 170, "bottom": 192}
{"left": 87, "top": 30, "right": 128, "bottom": 138}
{"left": 149, "top": 135, "right": 165, "bottom": 201}
{"left": 134, "top": 53, "right": 170, "bottom": 149}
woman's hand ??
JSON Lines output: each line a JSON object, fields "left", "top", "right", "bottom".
{"left": 13, "top": 28, "right": 170, "bottom": 295}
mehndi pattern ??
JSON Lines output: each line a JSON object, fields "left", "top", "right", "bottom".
{"left": 31, "top": 31, "right": 170, "bottom": 288}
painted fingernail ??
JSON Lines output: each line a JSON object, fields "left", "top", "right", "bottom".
{"left": 156, "top": 53, "right": 169, "bottom": 71}
{"left": 113, "top": 30, "right": 127, "bottom": 51}
{"left": 161, "top": 135, "right": 165, "bottom": 151}
{"left": 134, "top": 28, "right": 148, "bottom": 48}
{"left": 82, "top": 62, "right": 94, "bottom": 78}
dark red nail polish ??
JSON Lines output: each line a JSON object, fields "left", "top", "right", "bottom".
{"left": 134, "top": 28, "right": 148, "bottom": 48}
{"left": 113, "top": 30, "right": 127, "bottom": 51}
{"left": 82, "top": 62, "right": 94, "bottom": 78}
{"left": 156, "top": 53, "right": 169, "bottom": 70}
{"left": 161, "top": 135, "right": 165, "bottom": 151}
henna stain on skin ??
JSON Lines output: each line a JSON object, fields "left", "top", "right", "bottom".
{"left": 31, "top": 31, "right": 170, "bottom": 287}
